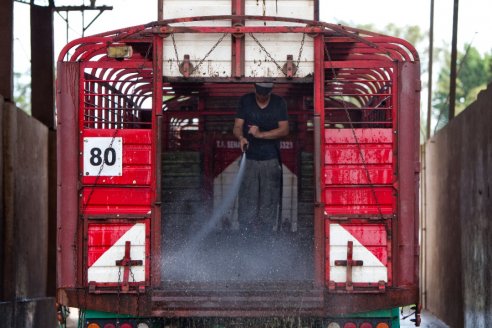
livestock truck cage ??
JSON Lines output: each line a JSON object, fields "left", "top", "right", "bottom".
{"left": 56, "top": 1, "right": 420, "bottom": 327}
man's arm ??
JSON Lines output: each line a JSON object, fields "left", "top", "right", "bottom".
{"left": 248, "top": 120, "right": 289, "bottom": 139}
{"left": 233, "top": 118, "right": 249, "bottom": 152}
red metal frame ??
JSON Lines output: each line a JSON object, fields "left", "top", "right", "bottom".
{"left": 56, "top": 14, "right": 420, "bottom": 317}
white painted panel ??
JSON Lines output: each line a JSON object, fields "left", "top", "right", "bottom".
{"left": 245, "top": 33, "right": 314, "bottom": 77}
{"left": 163, "top": 0, "right": 231, "bottom": 25}
{"left": 163, "top": 0, "right": 314, "bottom": 23}
{"left": 163, "top": 34, "right": 232, "bottom": 77}
{"left": 245, "top": 0, "right": 314, "bottom": 24}
{"left": 88, "top": 223, "right": 146, "bottom": 283}
{"left": 162, "top": 0, "right": 232, "bottom": 77}
{"left": 329, "top": 223, "right": 388, "bottom": 283}
{"left": 162, "top": 0, "right": 314, "bottom": 78}
{"left": 280, "top": 164, "right": 298, "bottom": 231}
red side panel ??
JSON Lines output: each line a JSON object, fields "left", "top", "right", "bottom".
{"left": 80, "top": 129, "right": 152, "bottom": 216}
{"left": 324, "top": 129, "right": 395, "bottom": 216}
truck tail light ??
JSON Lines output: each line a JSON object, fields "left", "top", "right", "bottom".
{"left": 87, "top": 323, "right": 101, "bottom": 328}
{"left": 360, "top": 323, "right": 374, "bottom": 328}
{"left": 119, "top": 323, "right": 133, "bottom": 328}
{"left": 103, "top": 324, "right": 116, "bottom": 328}
{"left": 326, "top": 323, "right": 341, "bottom": 328}
{"left": 137, "top": 322, "right": 149, "bottom": 328}
{"left": 136, "top": 323, "right": 150, "bottom": 328}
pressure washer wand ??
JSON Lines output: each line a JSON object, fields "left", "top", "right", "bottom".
{"left": 242, "top": 142, "right": 249, "bottom": 153}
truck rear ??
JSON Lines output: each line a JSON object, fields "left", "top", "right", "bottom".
{"left": 56, "top": 1, "right": 420, "bottom": 327}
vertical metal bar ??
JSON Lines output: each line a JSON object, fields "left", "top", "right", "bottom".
{"left": 2, "top": 102, "right": 17, "bottom": 302}
{"left": 313, "top": 0, "right": 319, "bottom": 21}
{"left": 231, "top": 0, "right": 245, "bottom": 78}
{"left": 158, "top": 0, "right": 163, "bottom": 20}
{"left": 77, "top": 64, "right": 85, "bottom": 287}
{"left": 313, "top": 34, "right": 325, "bottom": 287}
{"left": 449, "top": 0, "right": 459, "bottom": 120}
{"left": 0, "top": 0, "right": 13, "bottom": 100}
{"left": 313, "top": 116, "right": 323, "bottom": 287}
{"left": 56, "top": 63, "right": 80, "bottom": 289}
{"left": 396, "top": 61, "right": 420, "bottom": 287}
{"left": 31, "top": 5, "right": 55, "bottom": 129}
{"left": 151, "top": 35, "right": 163, "bottom": 286}
{"left": 388, "top": 64, "right": 400, "bottom": 286}
{"left": 420, "top": 144, "right": 427, "bottom": 309}
{"left": 426, "top": 0, "right": 434, "bottom": 139}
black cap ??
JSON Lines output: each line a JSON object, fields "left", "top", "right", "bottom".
{"left": 255, "top": 82, "right": 274, "bottom": 96}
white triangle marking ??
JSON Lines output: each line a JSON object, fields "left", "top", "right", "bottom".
{"left": 330, "top": 223, "right": 387, "bottom": 283}
{"left": 88, "top": 223, "right": 145, "bottom": 283}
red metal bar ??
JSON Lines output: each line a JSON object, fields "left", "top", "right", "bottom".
{"left": 313, "top": 34, "right": 325, "bottom": 288}
{"left": 396, "top": 61, "right": 420, "bottom": 287}
{"left": 231, "top": 0, "right": 245, "bottom": 78}
{"left": 334, "top": 241, "right": 364, "bottom": 291}
{"left": 56, "top": 63, "right": 81, "bottom": 289}
{"left": 151, "top": 35, "right": 163, "bottom": 286}
{"left": 157, "top": 26, "right": 324, "bottom": 34}
{"left": 115, "top": 241, "right": 144, "bottom": 292}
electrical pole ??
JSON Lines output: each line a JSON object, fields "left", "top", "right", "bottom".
{"left": 449, "top": 0, "right": 459, "bottom": 120}
{"left": 426, "top": 0, "right": 434, "bottom": 139}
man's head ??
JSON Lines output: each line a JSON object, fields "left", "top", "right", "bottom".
{"left": 254, "top": 82, "right": 274, "bottom": 96}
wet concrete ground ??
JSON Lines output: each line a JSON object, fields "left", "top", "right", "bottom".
{"left": 400, "top": 306, "right": 450, "bottom": 327}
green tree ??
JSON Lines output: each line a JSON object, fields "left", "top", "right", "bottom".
{"left": 433, "top": 45, "right": 492, "bottom": 131}
{"left": 13, "top": 69, "right": 31, "bottom": 114}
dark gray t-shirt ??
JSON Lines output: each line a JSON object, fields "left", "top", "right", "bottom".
{"left": 236, "top": 93, "right": 288, "bottom": 161}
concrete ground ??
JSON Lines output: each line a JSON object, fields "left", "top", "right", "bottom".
{"left": 400, "top": 306, "right": 450, "bottom": 328}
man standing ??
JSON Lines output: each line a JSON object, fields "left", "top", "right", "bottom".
{"left": 233, "top": 82, "right": 289, "bottom": 235}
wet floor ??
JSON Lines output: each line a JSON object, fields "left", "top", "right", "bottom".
{"left": 162, "top": 230, "right": 314, "bottom": 282}
{"left": 400, "top": 306, "right": 450, "bottom": 327}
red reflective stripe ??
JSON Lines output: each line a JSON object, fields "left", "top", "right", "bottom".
{"left": 324, "top": 164, "right": 393, "bottom": 185}
{"left": 87, "top": 223, "right": 134, "bottom": 267}
{"left": 324, "top": 187, "right": 394, "bottom": 216}
{"left": 342, "top": 224, "right": 388, "bottom": 265}
{"left": 81, "top": 187, "right": 152, "bottom": 215}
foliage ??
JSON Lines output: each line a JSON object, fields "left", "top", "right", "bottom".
{"left": 433, "top": 45, "right": 492, "bottom": 131}
{"left": 13, "top": 69, "right": 31, "bottom": 114}
{"left": 345, "top": 22, "right": 492, "bottom": 137}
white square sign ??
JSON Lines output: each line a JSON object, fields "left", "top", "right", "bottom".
{"left": 83, "top": 137, "right": 123, "bottom": 176}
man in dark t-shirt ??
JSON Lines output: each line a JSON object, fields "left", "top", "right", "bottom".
{"left": 233, "top": 82, "right": 289, "bottom": 235}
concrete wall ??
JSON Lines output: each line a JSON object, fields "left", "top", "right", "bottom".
{"left": 0, "top": 95, "right": 56, "bottom": 327}
{"left": 423, "top": 83, "right": 492, "bottom": 327}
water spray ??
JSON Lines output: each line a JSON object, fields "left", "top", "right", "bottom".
{"left": 185, "top": 151, "right": 248, "bottom": 250}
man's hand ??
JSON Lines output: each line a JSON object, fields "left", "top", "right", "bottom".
{"left": 240, "top": 137, "right": 249, "bottom": 152}
{"left": 248, "top": 125, "right": 261, "bottom": 138}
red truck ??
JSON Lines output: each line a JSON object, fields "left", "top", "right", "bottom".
{"left": 56, "top": 1, "right": 420, "bottom": 327}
